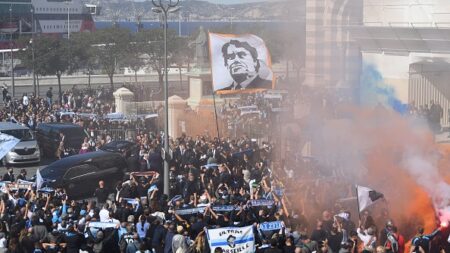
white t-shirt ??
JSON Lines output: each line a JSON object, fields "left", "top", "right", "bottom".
{"left": 0, "top": 237, "right": 6, "bottom": 248}
{"left": 99, "top": 209, "right": 110, "bottom": 222}
{"left": 23, "top": 96, "right": 29, "bottom": 106}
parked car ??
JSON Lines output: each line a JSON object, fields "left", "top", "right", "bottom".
{"left": 0, "top": 122, "right": 40, "bottom": 165}
{"left": 36, "top": 123, "right": 88, "bottom": 158}
{"left": 100, "top": 140, "right": 140, "bottom": 170}
{"left": 35, "top": 151, "right": 128, "bottom": 199}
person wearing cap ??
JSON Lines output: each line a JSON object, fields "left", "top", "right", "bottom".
{"left": 379, "top": 220, "right": 394, "bottom": 247}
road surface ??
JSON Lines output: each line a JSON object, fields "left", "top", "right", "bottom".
{"left": 0, "top": 157, "right": 54, "bottom": 180}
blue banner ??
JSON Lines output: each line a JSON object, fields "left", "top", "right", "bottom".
{"left": 259, "top": 221, "right": 282, "bottom": 231}
{"left": 249, "top": 199, "right": 274, "bottom": 207}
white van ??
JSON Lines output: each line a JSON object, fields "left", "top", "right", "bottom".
{"left": 0, "top": 122, "right": 40, "bottom": 165}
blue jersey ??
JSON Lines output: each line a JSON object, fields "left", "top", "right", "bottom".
{"left": 411, "top": 229, "right": 440, "bottom": 253}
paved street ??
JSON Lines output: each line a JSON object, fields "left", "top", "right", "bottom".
{"left": 0, "top": 157, "right": 55, "bottom": 180}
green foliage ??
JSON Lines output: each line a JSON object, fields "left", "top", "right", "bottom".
{"left": 19, "top": 36, "right": 69, "bottom": 77}
{"left": 134, "top": 28, "right": 187, "bottom": 88}
{"left": 70, "top": 32, "right": 98, "bottom": 74}
{"left": 90, "top": 27, "right": 131, "bottom": 89}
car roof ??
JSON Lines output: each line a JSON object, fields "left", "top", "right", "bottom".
{"left": 102, "top": 140, "right": 135, "bottom": 147}
{"left": 38, "top": 122, "right": 82, "bottom": 129}
{"left": 0, "top": 122, "right": 29, "bottom": 131}
{"left": 40, "top": 151, "right": 122, "bottom": 179}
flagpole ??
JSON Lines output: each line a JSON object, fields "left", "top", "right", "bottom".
{"left": 212, "top": 91, "right": 220, "bottom": 140}
{"left": 355, "top": 185, "right": 361, "bottom": 220}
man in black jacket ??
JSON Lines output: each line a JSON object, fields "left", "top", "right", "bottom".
{"left": 3, "top": 166, "right": 15, "bottom": 182}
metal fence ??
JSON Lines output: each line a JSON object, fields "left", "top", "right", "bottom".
{"left": 123, "top": 101, "right": 164, "bottom": 115}
{"left": 91, "top": 129, "right": 137, "bottom": 141}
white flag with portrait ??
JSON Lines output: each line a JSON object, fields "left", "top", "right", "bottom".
{"left": 0, "top": 133, "right": 19, "bottom": 160}
{"left": 209, "top": 33, "right": 273, "bottom": 93}
{"left": 206, "top": 225, "right": 255, "bottom": 253}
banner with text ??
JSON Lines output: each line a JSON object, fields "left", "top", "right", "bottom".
{"left": 206, "top": 225, "right": 255, "bottom": 253}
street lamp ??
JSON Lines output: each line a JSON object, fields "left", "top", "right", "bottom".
{"left": 151, "top": 0, "right": 180, "bottom": 196}
{"left": 9, "top": 5, "right": 15, "bottom": 98}
{"left": 31, "top": 7, "right": 36, "bottom": 96}
{"left": 66, "top": 0, "right": 70, "bottom": 39}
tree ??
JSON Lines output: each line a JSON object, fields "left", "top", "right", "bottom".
{"left": 171, "top": 36, "right": 190, "bottom": 88}
{"left": 19, "top": 36, "right": 69, "bottom": 103}
{"left": 123, "top": 35, "right": 145, "bottom": 86}
{"left": 91, "top": 27, "right": 130, "bottom": 91}
{"left": 70, "top": 32, "right": 98, "bottom": 90}
{"left": 135, "top": 29, "right": 180, "bottom": 93}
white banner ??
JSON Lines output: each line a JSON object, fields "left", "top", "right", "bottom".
{"left": 88, "top": 222, "right": 118, "bottom": 229}
{"left": 206, "top": 225, "right": 255, "bottom": 253}
{"left": 209, "top": 33, "right": 273, "bottom": 93}
{"left": 0, "top": 133, "right": 20, "bottom": 160}
{"left": 36, "top": 169, "right": 43, "bottom": 190}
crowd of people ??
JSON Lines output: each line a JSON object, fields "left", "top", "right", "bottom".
{"left": 0, "top": 84, "right": 448, "bottom": 253}
{"left": 0, "top": 130, "right": 448, "bottom": 253}
{"left": 0, "top": 84, "right": 154, "bottom": 149}
{"left": 407, "top": 100, "right": 444, "bottom": 133}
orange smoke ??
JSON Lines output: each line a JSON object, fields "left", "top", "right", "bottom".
{"left": 359, "top": 108, "right": 439, "bottom": 240}
{"left": 282, "top": 103, "right": 450, "bottom": 250}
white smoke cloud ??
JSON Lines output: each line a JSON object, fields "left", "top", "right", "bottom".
{"left": 402, "top": 146, "right": 450, "bottom": 223}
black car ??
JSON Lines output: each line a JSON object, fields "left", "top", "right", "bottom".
{"left": 37, "top": 151, "right": 127, "bottom": 199}
{"left": 100, "top": 140, "right": 139, "bottom": 170}
{"left": 36, "top": 123, "right": 88, "bottom": 158}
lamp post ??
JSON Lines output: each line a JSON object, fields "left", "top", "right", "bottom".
{"left": 31, "top": 7, "right": 36, "bottom": 96}
{"left": 151, "top": 0, "right": 180, "bottom": 196}
{"left": 66, "top": 0, "right": 70, "bottom": 39}
{"left": 9, "top": 5, "right": 15, "bottom": 98}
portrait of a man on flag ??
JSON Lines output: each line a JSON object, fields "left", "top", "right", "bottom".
{"left": 206, "top": 225, "right": 255, "bottom": 253}
{"left": 209, "top": 33, "right": 274, "bottom": 93}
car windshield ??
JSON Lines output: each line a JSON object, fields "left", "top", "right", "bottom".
{"left": 2, "top": 129, "right": 35, "bottom": 141}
